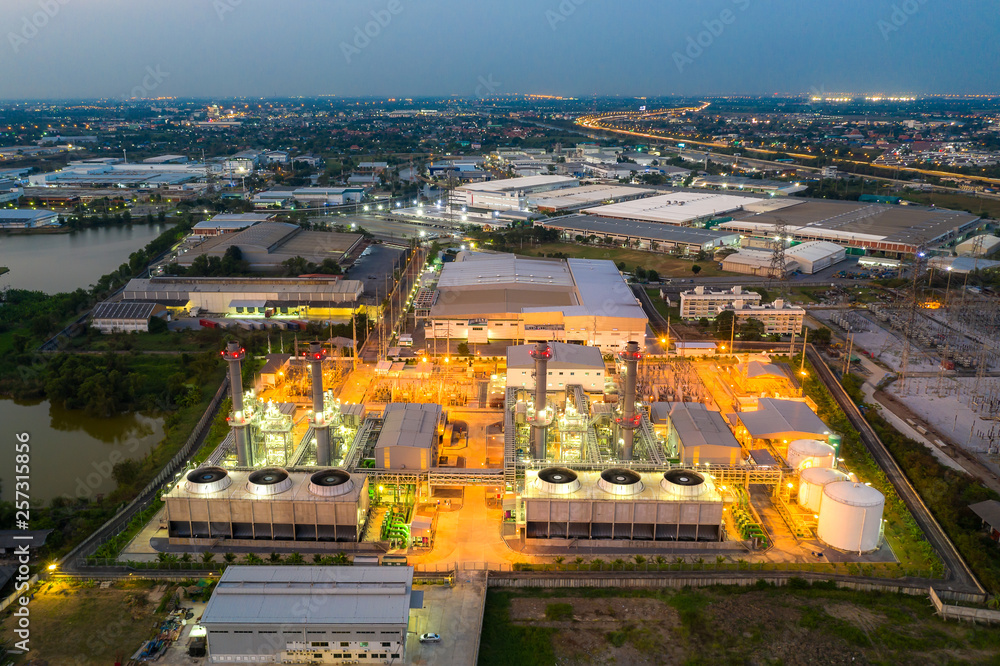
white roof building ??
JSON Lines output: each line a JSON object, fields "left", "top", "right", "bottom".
{"left": 785, "top": 241, "right": 847, "bottom": 274}
{"left": 582, "top": 192, "right": 751, "bottom": 226}
{"left": 375, "top": 403, "right": 443, "bottom": 470}
{"left": 450, "top": 175, "right": 578, "bottom": 212}
{"left": 956, "top": 234, "right": 1000, "bottom": 257}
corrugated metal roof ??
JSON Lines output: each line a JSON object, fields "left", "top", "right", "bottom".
{"left": 201, "top": 566, "right": 413, "bottom": 625}
{"left": 739, "top": 398, "right": 829, "bottom": 439}
{"left": 506, "top": 341, "right": 604, "bottom": 370}
{"left": 376, "top": 403, "right": 441, "bottom": 451}
{"left": 92, "top": 301, "right": 160, "bottom": 321}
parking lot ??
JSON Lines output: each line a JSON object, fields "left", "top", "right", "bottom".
{"left": 406, "top": 572, "right": 487, "bottom": 666}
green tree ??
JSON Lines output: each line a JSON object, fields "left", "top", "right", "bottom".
{"left": 691, "top": 264, "right": 702, "bottom": 275}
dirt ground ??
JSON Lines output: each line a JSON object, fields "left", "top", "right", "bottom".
{"left": 485, "top": 586, "right": 1000, "bottom": 666}
{"left": 509, "top": 596, "right": 684, "bottom": 665}
{"left": 1, "top": 579, "right": 170, "bottom": 666}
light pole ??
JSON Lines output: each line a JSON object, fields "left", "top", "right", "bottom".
{"left": 944, "top": 266, "right": 953, "bottom": 311}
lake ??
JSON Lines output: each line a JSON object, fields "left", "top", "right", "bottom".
{"left": 0, "top": 224, "right": 168, "bottom": 294}
{"left": 0, "top": 399, "right": 165, "bottom": 504}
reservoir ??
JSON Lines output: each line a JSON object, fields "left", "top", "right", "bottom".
{"left": 0, "top": 399, "right": 165, "bottom": 503}
{"left": 0, "top": 223, "right": 169, "bottom": 294}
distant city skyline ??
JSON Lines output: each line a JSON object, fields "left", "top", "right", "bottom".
{"left": 0, "top": 0, "right": 997, "bottom": 101}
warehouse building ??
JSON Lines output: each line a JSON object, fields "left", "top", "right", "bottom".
{"left": 90, "top": 301, "right": 168, "bottom": 333}
{"left": 718, "top": 298, "right": 805, "bottom": 335}
{"left": 163, "top": 467, "right": 369, "bottom": 545}
{"left": 539, "top": 214, "right": 741, "bottom": 254}
{"left": 375, "top": 403, "right": 444, "bottom": 470}
{"left": 175, "top": 222, "right": 364, "bottom": 272}
{"left": 736, "top": 398, "right": 830, "bottom": 442}
{"left": 190, "top": 213, "right": 276, "bottom": 237}
{"left": 28, "top": 160, "right": 208, "bottom": 189}
{"left": 122, "top": 275, "right": 364, "bottom": 318}
{"left": 201, "top": 565, "right": 415, "bottom": 664}
{"left": 528, "top": 185, "right": 655, "bottom": 213}
{"left": 956, "top": 234, "right": 1000, "bottom": 257}
{"left": 0, "top": 208, "right": 59, "bottom": 229}
{"left": 450, "top": 175, "right": 578, "bottom": 213}
{"left": 582, "top": 192, "right": 752, "bottom": 226}
{"left": 651, "top": 402, "right": 743, "bottom": 466}
{"left": 292, "top": 187, "right": 367, "bottom": 205}
{"left": 785, "top": 241, "right": 847, "bottom": 274}
{"left": 679, "top": 286, "right": 761, "bottom": 320}
{"left": 506, "top": 342, "right": 606, "bottom": 392}
{"left": 720, "top": 199, "right": 980, "bottom": 256}
{"left": 423, "top": 254, "right": 646, "bottom": 352}
{"left": 721, "top": 248, "right": 790, "bottom": 277}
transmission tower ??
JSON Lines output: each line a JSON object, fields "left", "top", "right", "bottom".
{"left": 768, "top": 220, "right": 789, "bottom": 295}
{"left": 898, "top": 245, "right": 927, "bottom": 396}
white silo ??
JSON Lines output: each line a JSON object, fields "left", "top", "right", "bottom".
{"left": 817, "top": 482, "right": 885, "bottom": 553}
{"left": 786, "top": 439, "right": 836, "bottom": 470}
{"left": 797, "top": 467, "right": 850, "bottom": 513}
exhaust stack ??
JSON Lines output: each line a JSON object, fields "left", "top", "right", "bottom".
{"left": 221, "top": 341, "right": 251, "bottom": 467}
{"left": 308, "top": 341, "right": 332, "bottom": 466}
{"left": 527, "top": 341, "right": 554, "bottom": 460}
{"left": 617, "top": 341, "right": 641, "bottom": 461}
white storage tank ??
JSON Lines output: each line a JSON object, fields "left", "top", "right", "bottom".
{"left": 797, "top": 467, "right": 850, "bottom": 513}
{"left": 817, "top": 481, "right": 885, "bottom": 553}
{"left": 787, "top": 439, "right": 836, "bottom": 470}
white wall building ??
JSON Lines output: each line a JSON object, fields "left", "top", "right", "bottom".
{"left": 679, "top": 286, "right": 762, "bottom": 320}
{"left": 718, "top": 298, "right": 805, "bottom": 335}
{"left": 450, "top": 175, "right": 578, "bottom": 213}
{"left": 506, "top": 342, "right": 606, "bottom": 392}
{"left": 785, "top": 241, "right": 847, "bottom": 274}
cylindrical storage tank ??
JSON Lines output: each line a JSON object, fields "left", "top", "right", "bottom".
{"left": 817, "top": 482, "right": 885, "bottom": 553}
{"left": 660, "top": 470, "right": 710, "bottom": 498}
{"left": 533, "top": 467, "right": 581, "bottom": 495}
{"left": 827, "top": 433, "right": 842, "bottom": 456}
{"left": 787, "top": 439, "right": 836, "bottom": 470}
{"left": 797, "top": 467, "right": 850, "bottom": 513}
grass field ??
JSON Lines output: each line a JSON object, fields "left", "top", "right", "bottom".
{"left": 521, "top": 242, "right": 738, "bottom": 278}
{"left": 1, "top": 579, "right": 171, "bottom": 664}
{"left": 478, "top": 583, "right": 1000, "bottom": 666}
{"left": 900, "top": 190, "right": 1000, "bottom": 219}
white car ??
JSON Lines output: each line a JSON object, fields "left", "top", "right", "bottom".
{"left": 419, "top": 633, "right": 441, "bottom": 643}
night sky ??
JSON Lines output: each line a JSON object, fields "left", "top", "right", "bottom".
{"left": 1, "top": 0, "right": 995, "bottom": 100}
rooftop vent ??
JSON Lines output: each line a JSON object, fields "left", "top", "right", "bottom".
{"left": 246, "top": 467, "right": 293, "bottom": 496}
{"left": 534, "top": 467, "right": 581, "bottom": 495}
{"left": 598, "top": 468, "right": 644, "bottom": 496}
{"left": 308, "top": 469, "right": 355, "bottom": 497}
{"left": 184, "top": 466, "right": 232, "bottom": 494}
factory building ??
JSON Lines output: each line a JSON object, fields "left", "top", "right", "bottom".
{"left": 90, "top": 301, "right": 168, "bottom": 334}
{"left": 539, "top": 214, "right": 741, "bottom": 254}
{"left": 28, "top": 159, "right": 208, "bottom": 189}
{"left": 679, "top": 286, "right": 762, "bottom": 320}
{"left": 785, "top": 241, "right": 847, "bottom": 274}
{"left": 528, "top": 185, "right": 655, "bottom": 213}
{"left": 449, "top": 175, "right": 578, "bottom": 213}
{"left": 719, "top": 199, "right": 980, "bottom": 256}
{"left": 175, "top": 222, "right": 365, "bottom": 273}
{"left": 506, "top": 342, "right": 606, "bottom": 392}
{"left": 200, "top": 565, "right": 416, "bottom": 665}
{"left": 190, "top": 213, "right": 275, "bottom": 237}
{"left": 162, "top": 467, "right": 369, "bottom": 545}
{"left": 423, "top": 254, "right": 646, "bottom": 352}
{"left": 0, "top": 208, "right": 60, "bottom": 229}
{"left": 122, "top": 275, "right": 364, "bottom": 318}
{"left": 582, "top": 192, "right": 751, "bottom": 226}
{"left": 290, "top": 187, "right": 367, "bottom": 206}
{"left": 523, "top": 468, "right": 724, "bottom": 543}
{"left": 651, "top": 403, "right": 742, "bottom": 466}
{"left": 717, "top": 299, "right": 805, "bottom": 335}
{"left": 375, "top": 403, "right": 444, "bottom": 470}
